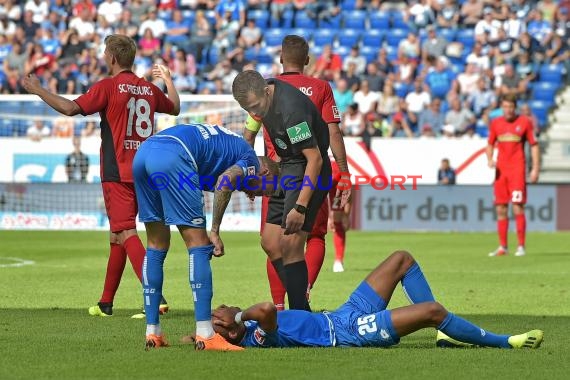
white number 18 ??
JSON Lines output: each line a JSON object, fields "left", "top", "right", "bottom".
{"left": 126, "top": 97, "right": 152, "bottom": 138}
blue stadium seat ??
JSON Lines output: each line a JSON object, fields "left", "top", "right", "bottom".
{"left": 385, "top": 29, "right": 408, "bottom": 48}
{"left": 182, "top": 10, "right": 195, "bottom": 24}
{"left": 319, "top": 14, "right": 342, "bottom": 29}
{"left": 270, "top": 9, "right": 294, "bottom": 28}
{"left": 244, "top": 47, "right": 257, "bottom": 62}
{"left": 337, "top": 29, "right": 361, "bottom": 48}
{"left": 343, "top": 10, "right": 366, "bottom": 30}
{"left": 532, "top": 82, "right": 558, "bottom": 104}
{"left": 369, "top": 11, "right": 390, "bottom": 30}
{"left": 341, "top": 0, "right": 358, "bottom": 11}
{"left": 289, "top": 28, "right": 313, "bottom": 42}
{"left": 539, "top": 64, "right": 564, "bottom": 84}
{"left": 391, "top": 14, "right": 410, "bottom": 30}
{"left": 264, "top": 29, "right": 288, "bottom": 47}
{"left": 476, "top": 125, "right": 489, "bottom": 137}
{"left": 2, "top": 101, "right": 21, "bottom": 114}
{"left": 393, "top": 82, "right": 412, "bottom": 98}
{"left": 456, "top": 29, "right": 475, "bottom": 48}
{"left": 438, "top": 28, "right": 456, "bottom": 42}
{"left": 385, "top": 46, "right": 398, "bottom": 62}
{"left": 311, "top": 45, "right": 323, "bottom": 56}
{"left": 528, "top": 100, "right": 551, "bottom": 128}
{"left": 256, "top": 47, "right": 275, "bottom": 64}
{"left": 295, "top": 11, "right": 317, "bottom": 29}
{"left": 313, "top": 29, "right": 336, "bottom": 46}
{"left": 247, "top": 9, "right": 270, "bottom": 28}
{"left": 0, "top": 120, "right": 14, "bottom": 137}
{"left": 359, "top": 46, "right": 377, "bottom": 64}
{"left": 361, "top": 29, "right": 384, "bottom": 48}
{"left": 204, "top": 10, "right": 216, "bottom": 26}
{"left": 335, "top": 46, "right": 351, "bottom": 61}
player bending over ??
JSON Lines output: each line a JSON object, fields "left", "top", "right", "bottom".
{"left": 207, "top": 250, "right": 543, "bottom": 350}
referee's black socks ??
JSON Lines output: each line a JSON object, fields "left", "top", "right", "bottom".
{"left": 284, "top": 261, "right": 311, "bottom": 312}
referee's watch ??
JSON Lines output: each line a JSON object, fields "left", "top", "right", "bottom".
{"left": 294, "top": 204, "right": 307, "bottom": 215}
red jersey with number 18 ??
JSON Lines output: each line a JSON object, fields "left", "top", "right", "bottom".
{"left": 263, "top": 73, "right": 341, "bottom": 160}
{"left": 488, "top": 114, "right": 537, "bottom": 172}
{"left": 74, "top": 71, "right": 174, "bottom": 182}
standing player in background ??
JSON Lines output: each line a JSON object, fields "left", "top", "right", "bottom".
{"left": 242, "top": 35, "right": 351, "bottom": 310}
{"left": 329, "top": 159, "right": 351, "bottom": 273}
{"left": 486, "top": 95, "right": 540, "bottom": 257}
{"left": 22, "top": 34, "right": 181, "bottom": 316}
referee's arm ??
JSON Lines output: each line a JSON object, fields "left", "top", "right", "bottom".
{"left": 297, "top": 147, "right": 323, "bottom": 207}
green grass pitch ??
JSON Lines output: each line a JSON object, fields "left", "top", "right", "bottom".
{"left": 1, "top": 230, "right": 569, "bottom": 379}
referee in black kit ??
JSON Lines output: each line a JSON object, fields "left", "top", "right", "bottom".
{"left": 232, "top": 70, "right": 332, "bottom": 311}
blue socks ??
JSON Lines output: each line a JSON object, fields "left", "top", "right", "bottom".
{"left": 438, "top": 313, "right": 511, "bottom": 348}
{"left": 188, "top": 244, "right": 214, "bottom": 322}
{"left": 143, "top": 248, "right": 168, "bottom": 325}
{"left": 401, "top": 262, "right": 435, "bottom": 304}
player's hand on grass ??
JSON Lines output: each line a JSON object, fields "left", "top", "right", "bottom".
{"left": 22, "top": 74, "right": 42, "bottom": 94}
{"left": 152, "top": 64, "right": 171, "bottom": 81}
{"left": 210, "top": 231, "right": 225, "bottom": 257}
{"left": 284, "top": 209, "right": 305, "bottom": 235}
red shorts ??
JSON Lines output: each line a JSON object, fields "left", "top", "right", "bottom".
{"left": 493, "top": 168, "right": 527, "bottom": 205}
{"left": 102, "top": 182, "right": 138, "bottom": 232}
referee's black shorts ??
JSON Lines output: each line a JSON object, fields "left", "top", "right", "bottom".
{"left": 266, "top": 158, "right": 332, "bottom": 233}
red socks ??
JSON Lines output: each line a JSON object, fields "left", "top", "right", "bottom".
{"left": 100, "top": 243, "right": 127, "bottom": 303}
{"left": 497, "top": 218, "right": 508, "bottom": 248}
{"left": 515, "top": 213, "right": 526, "bottom": 247}
{"left": 305, "top": 236, "right": 325, "bottom": 288}
{"left": 123, "top": 235, "right": 145, "bottom": 281}
{"left": 266, "top": 258, "right": 286, "bottom": 310}
{"left": 333, "top": 222, "right": 346, "bottom": 262}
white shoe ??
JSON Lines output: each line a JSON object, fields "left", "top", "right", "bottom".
{"left": 488, "top": 246, "right": 508, "bottom": 257}
{"left": 515, "top": 246, "right": 526, "bottom": 257}
{"left": 333, "top": 261, "right": 344, "bottom": 273}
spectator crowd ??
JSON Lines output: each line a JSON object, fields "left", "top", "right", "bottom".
{"left": 0, "top": 0, "right": 568, "bottom": 140}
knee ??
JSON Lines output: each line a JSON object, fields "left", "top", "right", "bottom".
{"left": 390, "top": 250, "right": 415, "bottom": 271}
{"left": 426, "top": 302, "right": 448, "bottom": 326}
{"left": 261, "top": 237, "right": 279, "bottom": 257}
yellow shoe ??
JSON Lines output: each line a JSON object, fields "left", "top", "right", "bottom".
{"left": 194, "top": 333, "right": 244, "bottom": 351}
{"left": 145, "top": 334, "right": 169, "bottom": 350}
{"left": 88, "top": 303, "right": 112, "bottom": 317}
{"left": 436, "top": 331, "right": 475, "bottom": 348}
{"left": 508, "top": 330, "right": 544, "bottom": 349}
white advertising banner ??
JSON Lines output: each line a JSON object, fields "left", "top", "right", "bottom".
{"left": 358, "top": 185, "right": 557, "bottom": 232}
{"left": 0, "top": 137, "right": 493, "bottom": 184}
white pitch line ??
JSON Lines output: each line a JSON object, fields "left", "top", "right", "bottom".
{"left": 0, "top": 257, "right": 36, "bottom": 268}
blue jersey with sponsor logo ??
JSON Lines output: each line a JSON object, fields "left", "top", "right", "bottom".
{"left": 241, "top": 310, "right": 334, "bottom": 348}
{"left": 153, "top": 124, "right": 259, "bottom": 190}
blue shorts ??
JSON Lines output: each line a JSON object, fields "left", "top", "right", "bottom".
{"left": 133, "top": 137, "right": 206, "bottom": 228}
{"left": 329, "top": 282, "right": 400, "bottom": 347}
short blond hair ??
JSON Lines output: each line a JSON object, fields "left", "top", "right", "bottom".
{"left": 104, "top": 34, "right": 136, "bottom": 69}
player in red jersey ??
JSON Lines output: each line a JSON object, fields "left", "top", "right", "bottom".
{"left": 329, "top": 159, "right": 351, "bottom": 273}
{"left": 22, "top": 34, "right": 181, "bottom": 316}
{"left": 486, "top": 95, "right": 540, "bottom": 257}
{"left": 243, "top": 35, "right": 350, "bottom": 310}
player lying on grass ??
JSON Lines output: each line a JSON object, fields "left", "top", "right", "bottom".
{"left": 206, "top": 250, "right": 543, "bottom": 349}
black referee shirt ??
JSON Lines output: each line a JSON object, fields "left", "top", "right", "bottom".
{"left": 261, "top": 79, "right": 330, "bottom": 164}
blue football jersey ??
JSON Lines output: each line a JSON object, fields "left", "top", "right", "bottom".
{"left": 241, "top": 310, "right": 334, "bottom": 348}
{"left": 155, "top": 124, "right": 259, "bottom": 190}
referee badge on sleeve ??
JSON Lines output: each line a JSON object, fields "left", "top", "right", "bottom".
{"left": 286, "top": 121, "right": 312, "bottom": 144}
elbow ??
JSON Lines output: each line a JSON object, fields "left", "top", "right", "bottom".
{"left": 171, "top": 104, "right": 181, "bottom": 116}
{"left": 259, "top": 302, "right": 277, "bottom": 316}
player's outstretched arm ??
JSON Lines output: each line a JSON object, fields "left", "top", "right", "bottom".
{"left": 328, "top": 122, "right": 352, "bottom": 208}
{"left": 210, "top": 165, "right": 243, "bottom": 255}
{"left": 152, "top": 64, "right": 180, "bottom": 115}
{"left": 22, "top": 74, "right": 82, "bottom": 116}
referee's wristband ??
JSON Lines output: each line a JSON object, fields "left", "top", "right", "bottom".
{"left": 234, "top": 311, "right": 243, "bottom": 324}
